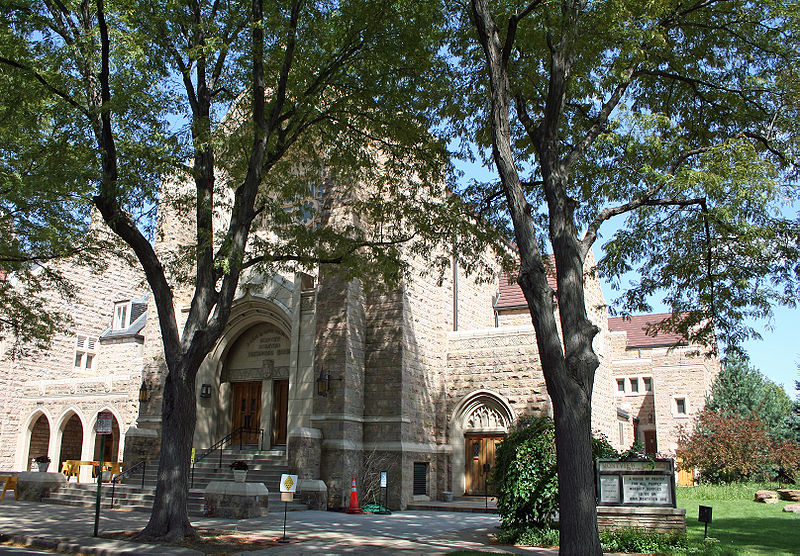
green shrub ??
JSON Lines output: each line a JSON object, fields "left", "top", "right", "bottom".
{"left": 494, "top": 525, "right": 559, "bottom": 547}
{"left": 493, "top": 416, "right": 558, "bottom": 528}
{"left": 599, "top": 528, "right": 688, "bottom": 553}
{"left": 492, "top": 417, "right": 621, "bottom": 528}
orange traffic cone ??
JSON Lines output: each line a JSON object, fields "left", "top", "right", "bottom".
{"left": 346, "top": 477, "right": 363, "bottom": 514}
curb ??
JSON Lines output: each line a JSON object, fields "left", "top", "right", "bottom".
{"left": 0, "top": 532, "right": 199, "bottom": 555}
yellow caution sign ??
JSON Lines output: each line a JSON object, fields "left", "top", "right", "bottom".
{"left": 280, "top": 473, "right": 298, "bottom": 493}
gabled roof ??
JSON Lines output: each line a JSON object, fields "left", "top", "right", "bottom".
{"left": 100, "top": 295, "right": 148, "bottom": 341}
{"left": 608, "top": 313, "right": 687, "bottom": 348}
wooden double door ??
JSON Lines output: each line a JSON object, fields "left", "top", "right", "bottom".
{"left": 230, "top": 380, "right": 288, "bottom": 447}
{"left": 465, "top": 434, "right": 504, "bottom": 496}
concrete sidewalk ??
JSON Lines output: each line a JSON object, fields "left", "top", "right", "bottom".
{"left": 0, "top": 498, "right": 557, "bottom": 554}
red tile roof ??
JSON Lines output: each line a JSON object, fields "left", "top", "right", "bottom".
{"left": 608, "top": 313, "right": 687, "bottom": 348}
{"left": 495, "top": 264, "right": 557, "bottom": 310}
{"left": 495, "top": 255, "right": 557, "bottom": 311}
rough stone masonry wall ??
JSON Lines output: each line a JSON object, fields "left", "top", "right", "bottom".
{"left": 446, "top": 327, "right": 550, "bottom": 420}
{"left": 313, "top": 271, "right": 366, "bottom": 509}
{"left": 609, "top": 336, "right": 720, "bottom": 456}
{"left": 397, "top": 243, "right": 500, "bottom": 503}
{"left": 584, "top": 253, "right": 616, "bottom": 445}
{"left": 0, "top": 227, "right": 145, "bottom": 471}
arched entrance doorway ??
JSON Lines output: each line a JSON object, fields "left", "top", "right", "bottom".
{"left": 59, "top": 413, "right": 84, "bottom": 469}
{"left": 27, "top": 413, "right": 51, "bottom": 471}
{"left": 221, "top": 322, "right": 291, "bottom": 447}
{"left": 93, "top": 412, "right": 121, "bottom": 463}
{"left": 450, "top": 391, "right": 514, "bottom": 496}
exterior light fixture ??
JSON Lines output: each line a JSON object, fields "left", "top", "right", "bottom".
{"left": 200, "top": 383, "right": 212, "bottom": 399}
{"left": 316, "top": 368, "right": 330, "bottom": 397}
{"left": 138, "top": 381, "right": 149, "bottom": 402}
{"left": 648, "top": 413, "right": 655, "bottom": 424}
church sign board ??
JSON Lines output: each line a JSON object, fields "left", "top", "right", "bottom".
{"left": 596, "top": 459, "right": 676, "bottom": 508}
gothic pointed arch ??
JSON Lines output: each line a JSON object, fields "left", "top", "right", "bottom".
{"left": 451, "top": 390, "right": 515, "bottom": 434}
{"left": 449, "top": 390, "right": 515, "bottom": 497}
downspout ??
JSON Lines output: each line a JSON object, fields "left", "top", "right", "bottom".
{"left": 452, "top": 252, "right": 459, "bottom": 332}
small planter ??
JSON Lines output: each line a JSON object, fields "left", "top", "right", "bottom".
{"left": 441, "top": 491, "right": 454, "bottom": 502}
{"left": 233, "top": 470, "right": 247, "bottom": 483}
{"left": 37, "top": 462, "right": 49, "bottom": 472}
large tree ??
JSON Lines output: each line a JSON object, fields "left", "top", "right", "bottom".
{"left": 1, "top": 0, "right": 498, "bottom": 541}
{"left": 708, "top": 355, "right": 795, "bottom": 441}
{"left": 447, "top": 0, "right": 799, "bottom": 553}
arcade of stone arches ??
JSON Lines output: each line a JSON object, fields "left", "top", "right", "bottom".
{"left": 17, "top": 408, "right": 122, "bottom": 473}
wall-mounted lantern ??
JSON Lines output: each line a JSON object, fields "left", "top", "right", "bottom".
{"left": 138, "top": 381, "right": 150, "bottom": 403}
{"left": 648, "top": 412, "right": 655, "bottom": 424}
{"left": 200, "top": 383, "right": 212, "bottom": 399}
{"left": 316, "top": 368, "right": 330, "bottom": 397}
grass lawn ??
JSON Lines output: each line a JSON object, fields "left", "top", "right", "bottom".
{"left": 677, "top": 483, "right": 800, "bottom": 555}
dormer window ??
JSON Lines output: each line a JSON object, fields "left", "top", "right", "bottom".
{"left": 113, "top": 301, "right": 131, "bottom": 330}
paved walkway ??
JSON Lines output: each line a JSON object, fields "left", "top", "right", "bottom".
{"left": 0, "top": 498, "right": 557, "bottom": 555}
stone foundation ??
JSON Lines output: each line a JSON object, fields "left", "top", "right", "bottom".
{"left": 204, "top": 481, "right": 269, "bottom": 518}
{"left": 597, "top": 506, "right": 686, "bottom": 533}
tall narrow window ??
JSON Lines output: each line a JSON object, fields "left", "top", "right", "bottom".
{"left": 643, "top": 377, "right": 652, "bottom": 392}
{"left": 113, "top": 301, "right": 131, "bottom": 330}
{"left": 413, "top": 462, "right": 428, "bottom": 496}
{"left": 630, "top": 378, "right": 639, "bottom": 393}
{"left": 74, "top": 335, "right": 97, "bottom": 370}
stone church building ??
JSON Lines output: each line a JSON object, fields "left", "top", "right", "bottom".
{"left": 0, "top": 197, "right": 720, "bottom": 510}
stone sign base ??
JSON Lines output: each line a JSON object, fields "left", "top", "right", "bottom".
{"left": 597, "top": 506, "right": 686, "bottom": 533}
{"left": 298, "top": 478, "right": 327, "bottom": 510}
{"left": 16, "top": 472, "right": 65, "bottom": 501}
{"left": 204, "top": 481, "right": 269, "bottom": 518}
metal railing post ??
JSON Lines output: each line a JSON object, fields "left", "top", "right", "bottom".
{"left": 141, "top": 461, "right": 146, "bottom": 490}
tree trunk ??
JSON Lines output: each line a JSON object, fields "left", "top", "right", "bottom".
{"left": 550, "top": 371, "right": 601, "bottom": 554}
{"left": 137, "top": 369, "right": 198, "bottom": 541}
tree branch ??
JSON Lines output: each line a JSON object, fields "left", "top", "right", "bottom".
{"left": 581, "top": 147, "right": 712, "bottom": 253}
{"left": 240, "top": 234, "right": 417, "bottom": 271}
{"left": 564, "top": 64, "right": 636, "bottom": 169}
{"left": 502, "top": 0, "right": 545, "bottom": 66}
{"left": 0, "top": 57, "right": 91, "bottom": 118}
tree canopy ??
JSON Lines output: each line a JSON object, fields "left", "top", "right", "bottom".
{"left": 447, "top": 0, "right": 800, "bottom": 350}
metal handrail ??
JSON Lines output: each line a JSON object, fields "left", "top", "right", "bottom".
{"left": 190, "top": 427, "right": 264, "bottom": 488}
{"left": 110, "top": 460, "right": 147, "bottom": 507}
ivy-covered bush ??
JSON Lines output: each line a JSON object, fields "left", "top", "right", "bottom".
{"left": 493, "top": 416, "right": 620, "bottom": 528}
{"left": 493, "top": 417, "right": 558, "bottom": 528}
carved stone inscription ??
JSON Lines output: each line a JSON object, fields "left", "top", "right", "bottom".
{"left": 223, "top": 323, "right": 290, "bottom": 383}
{"left": 247, "top": 334, "right": 289, "bottom": 358}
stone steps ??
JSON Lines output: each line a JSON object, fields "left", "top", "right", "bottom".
{"left": 43, "top": 447, "right": 306, "bottom": 515}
